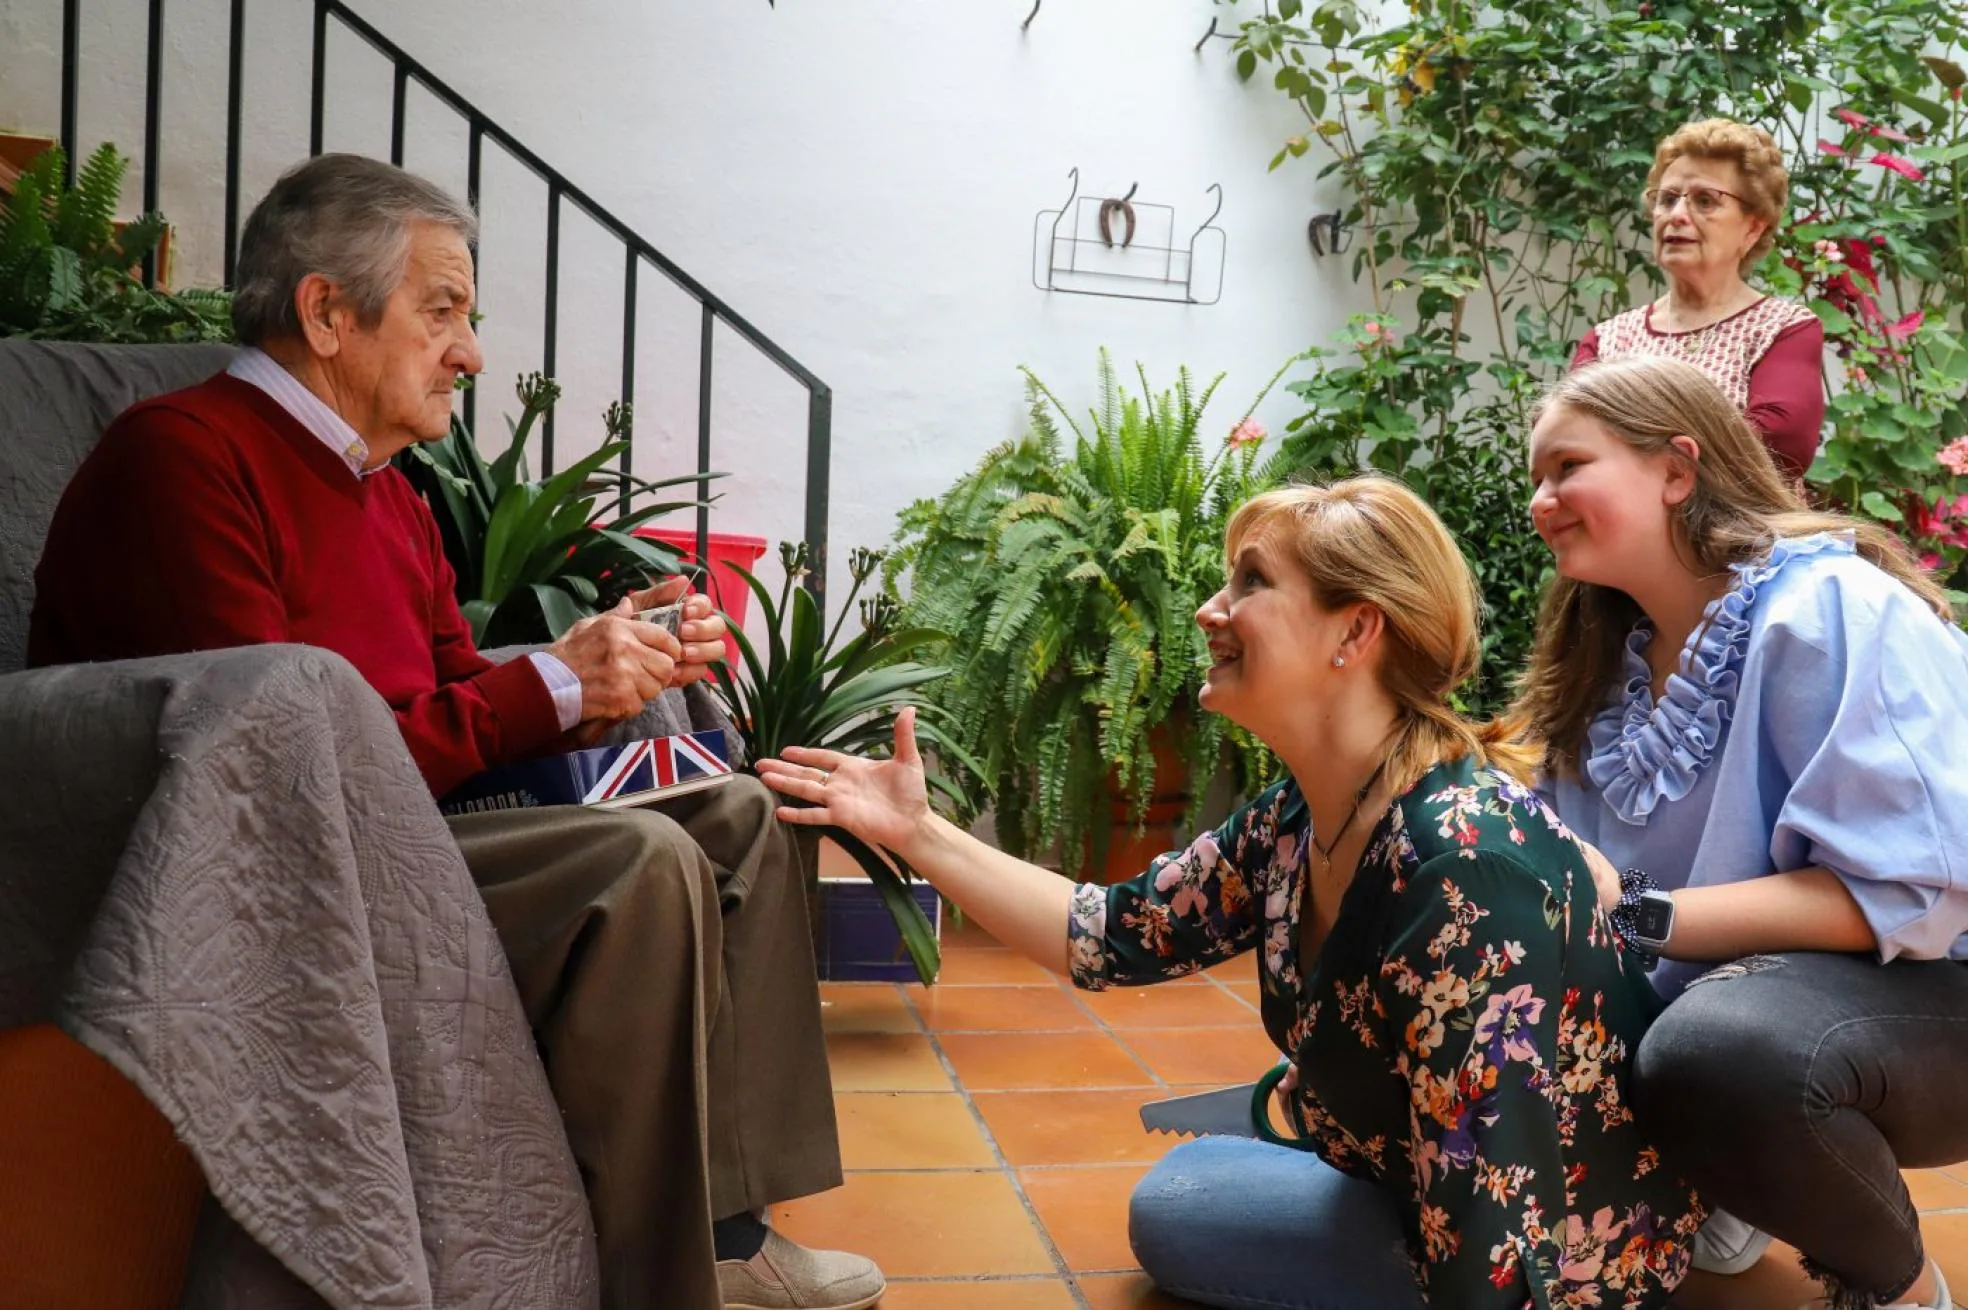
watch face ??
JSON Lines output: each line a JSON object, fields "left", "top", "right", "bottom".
{"left": 1636, "top": 894, "right": 1675, "bottom": 942}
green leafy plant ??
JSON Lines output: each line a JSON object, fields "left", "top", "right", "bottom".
{"left": 712, "top": 542, "right": 978, "bottom": 984}
{"left": 888, "top": 351, "right": 1288, "bottom": 875}
{"left": 398, "top": 371, "right": 713, "bottom": 647}
{"left": 1225, "top": 0, "right": 1968, "bottom": 680}
{"left": 0, "top": 142, "right": 231, "bottom": 343}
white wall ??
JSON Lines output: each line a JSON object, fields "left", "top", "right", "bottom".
{"left": 1, "top": 0, "right": 1373, "bottom": 620}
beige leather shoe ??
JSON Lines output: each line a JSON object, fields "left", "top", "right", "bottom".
{"left": 717, "top": 1229, "right": 885, "bottom": 1310}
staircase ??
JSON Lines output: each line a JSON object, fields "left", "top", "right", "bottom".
{"left": 4, "top": 0, "right": 834, "bottom": 600}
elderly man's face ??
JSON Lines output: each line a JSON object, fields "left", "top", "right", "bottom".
{"left": 336, "top": 221, "right": 482, "bottom": 459}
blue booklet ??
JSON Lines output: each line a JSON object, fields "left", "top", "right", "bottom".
{"left": 440, "top": 730, "right": 736, "bottom": 815}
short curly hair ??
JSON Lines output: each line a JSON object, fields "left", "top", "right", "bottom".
{"left": 1647, "top": 118, "right": 1789, "bottom": 269}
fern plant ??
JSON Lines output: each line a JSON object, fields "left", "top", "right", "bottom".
{"left": 0, "top": 142, "right": 231, "bottom": 343}
{"left": 889, "top": 351, "right": 1293, "bottom": 874}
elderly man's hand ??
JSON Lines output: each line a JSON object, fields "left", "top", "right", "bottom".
{"left": 546, "top": 597, "right": 680, "bottom": 725}
{"left": 625, "top": 574, "right": 727, "bottom": 686}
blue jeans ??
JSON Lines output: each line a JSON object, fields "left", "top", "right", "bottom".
{"left": 1127, "top": 1137, "right": 1423, "bottom": 1310}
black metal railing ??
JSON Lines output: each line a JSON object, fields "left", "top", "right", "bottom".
{"left": 52, "top": 0, "right": 835, "bottom": 602}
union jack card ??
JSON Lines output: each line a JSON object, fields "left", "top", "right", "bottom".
{"left": 440, "top": 730, "right": 736, "bottom": 815}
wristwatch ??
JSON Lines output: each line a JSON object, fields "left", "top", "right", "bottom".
{"left": 1627, "top": 888, "right": 1677, "bottom": 954}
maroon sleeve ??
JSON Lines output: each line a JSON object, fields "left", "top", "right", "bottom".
{"left": 1745, "top": 317, "right": 1826, "bottom": 480}
{"left": 1570, "top": 328, "right": 1601, "bottom": 369}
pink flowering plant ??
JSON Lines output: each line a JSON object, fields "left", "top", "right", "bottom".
{"left": 1779, "top": 81, "right": 1968, "bottom": 593}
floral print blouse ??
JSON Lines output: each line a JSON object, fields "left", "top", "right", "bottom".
{"left": 1068, "top": 753, "right": 1705, "bottom": 1309}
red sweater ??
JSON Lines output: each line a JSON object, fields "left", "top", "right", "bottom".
{"left": 27, "top": 372, "right": 561, "bottom": 797}
{"left": 1572, "top": 314, "right": 1825, "bottom": 480}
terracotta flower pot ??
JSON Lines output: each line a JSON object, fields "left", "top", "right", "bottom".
{"left": 1092, "top": 722, "right": 1193, "bottom": 886}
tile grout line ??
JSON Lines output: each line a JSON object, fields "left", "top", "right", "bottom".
{"left": 895, "top": 978, "right": 1103, "bottom": 1310}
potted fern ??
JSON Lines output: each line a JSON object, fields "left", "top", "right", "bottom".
{"left": 889, "top": 351, "right": 1292, "bottom": 880}
{"left": 0, "top": 142, "right": 230, "bottom": 342}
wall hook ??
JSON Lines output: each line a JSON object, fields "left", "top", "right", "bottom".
{"left": 1033, "top": 171, "right": 1228, "bottom": 305}
{"left": 1022, "top": 0, "right": 1041, "bottom": 30}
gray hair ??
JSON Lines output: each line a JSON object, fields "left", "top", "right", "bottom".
{"left": 230, "top": 153, "right": 478, "bottom": 347}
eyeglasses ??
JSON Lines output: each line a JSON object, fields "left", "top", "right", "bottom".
{"left": 1643, "top": 185, "right": 1747, "bottom": 218}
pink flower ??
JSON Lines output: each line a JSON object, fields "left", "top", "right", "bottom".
{"left": 1848, "top": 364, "right": 1870, "bottom": 386}
{"left": 1227, "top": 417, "right": 1267, "bottom": 450}
{"left": 1818, "top": 139, "right": 1847, "bottom": 157}
{"left": 1870, "top": 123, "right": 1911, "bottom": 143}
{"left": 1833, "top": 107, "right": 1872, "bottom": 130}
{"left": 1871, "top": 152, "right": 1927, "bottom": 181}
{"left": 1922, "top": 551, "right": 1944, "bottom": 570}
{"left": 1886, "top": 310, "right": 1925, "bottom": 342}
{"left": 1938, "top": 436, "right": 1968, "bottom": 477}
{"left": 1362, "top": 321, "right": 1384, "bottom": 337}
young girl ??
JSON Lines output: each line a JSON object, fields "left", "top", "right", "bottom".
{"left": 1520, "top": 356, "right": 1968, "bottom": 1310}
{"left": 759, "top": 477, "right": 1703, "bottom": 1309}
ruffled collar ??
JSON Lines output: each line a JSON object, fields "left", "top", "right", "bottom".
{"left": 1583, "top": 533, "right": 1854, "bottom": 824}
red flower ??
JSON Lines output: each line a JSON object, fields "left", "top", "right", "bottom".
{"left": 1871, "top": 153, "right": 1927, "bottom": 181}
{"left": 1818, "top": 139, "right": 1847, "bottom": 157}
{"left": 1833, "top": 107, "right": 1872, "bottom": 130}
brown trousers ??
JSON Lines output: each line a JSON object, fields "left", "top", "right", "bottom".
{"left": 448, "top": 775, "right": 842, "bottom": 1310}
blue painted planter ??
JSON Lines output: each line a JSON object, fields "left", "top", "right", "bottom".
{"left": 815, "top": 878, "right": 942, "bottom": 982}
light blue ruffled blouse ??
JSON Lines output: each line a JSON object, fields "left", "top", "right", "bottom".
{"left": 1541, "top": 532, "right": 1968, "bottom": 997}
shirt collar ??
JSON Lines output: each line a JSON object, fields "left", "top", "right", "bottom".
{"left": 226, "top": 347, "right": 375, "bottom": 478}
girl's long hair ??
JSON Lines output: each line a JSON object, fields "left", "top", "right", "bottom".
{"left": 1513, "top": 356, "right": 1947, "bottom": 779}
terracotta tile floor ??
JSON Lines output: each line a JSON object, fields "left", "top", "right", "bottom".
{"left": 778, "top": 916, "right": 1968, "bottom": 1308}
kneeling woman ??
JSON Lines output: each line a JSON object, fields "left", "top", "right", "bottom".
{"left": 759, "top": 477, "right": 1703, "bottom": 1309}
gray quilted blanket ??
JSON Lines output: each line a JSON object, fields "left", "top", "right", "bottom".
{"left": 0, "top": 644, "right": 599, "bottom": 1308}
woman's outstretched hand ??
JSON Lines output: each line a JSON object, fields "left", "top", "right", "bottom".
{"left": 756, "top": 706, "right": 932, "bottom": 854}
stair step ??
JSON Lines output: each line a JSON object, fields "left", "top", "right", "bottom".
{"left": 0, "top": 131, "right": 59, "bottom": 195}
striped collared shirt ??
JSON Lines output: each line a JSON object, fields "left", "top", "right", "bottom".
{"left": 226, "top": 346, "right": 374, "bottom": 476}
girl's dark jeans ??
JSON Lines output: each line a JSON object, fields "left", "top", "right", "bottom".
{"left": 1632, "top": 952, "right": 1968, "bottom": 1303}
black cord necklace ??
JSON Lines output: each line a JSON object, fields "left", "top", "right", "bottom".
{"left": 1309, "top": 756, "right": 1390, "bottom": 874}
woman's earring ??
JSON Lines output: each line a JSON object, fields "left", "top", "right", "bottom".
{"left": 1332, "top": 655, "right": 1346, "bottom": 668}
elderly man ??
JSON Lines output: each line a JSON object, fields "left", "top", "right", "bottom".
{"left": 28, "top": 154, "right": 881, "bottom": 1310}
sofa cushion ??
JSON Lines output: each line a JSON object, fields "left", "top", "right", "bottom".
{"left": 0, "top": 340, "right": 237, "bottom": 673}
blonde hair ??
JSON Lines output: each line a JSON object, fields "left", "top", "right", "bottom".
{"left": 1648, "top": 118, "right": 1790, "bottom": 270}
{"left": 1514, "top": 357, "right": 1949, "bottom": 779}
{"left": 1223, "top": 475, "right": 1541, "bottom": 793}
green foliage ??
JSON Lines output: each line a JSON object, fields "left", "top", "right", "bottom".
{"left": 889, "top": 351, "right": 1289, "bottom": 873}
{"left": 1227, "top": 0, "right": 1968, "bottom": 683}
{"left": 397, "top": 372, "right": 711, "bottom": 647}
{"left": 0, "top": 142, "right": 231, "bottom": 343}
{"left": 711, "top": 542, "right": 978, "bottom": 984}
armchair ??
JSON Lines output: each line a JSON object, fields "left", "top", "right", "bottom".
{"left": 0, "top": 342, "right": 597, "bottom": 1309}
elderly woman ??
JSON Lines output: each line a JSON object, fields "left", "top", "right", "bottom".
{"left": 760, "top": 477, "right": 1704, "bottom": 1310}
{"left": 1574, "top": 118, "right": 1825, "bottom": 480}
